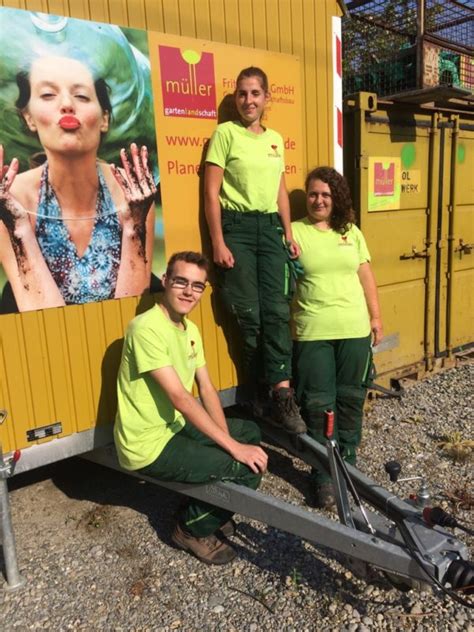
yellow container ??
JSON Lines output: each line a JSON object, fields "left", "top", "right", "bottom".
{"left": 0, "top": 0, "right": 343, "bottom": 466}
{"left": 344, "top": 94, "right": 474, "bottom": 383}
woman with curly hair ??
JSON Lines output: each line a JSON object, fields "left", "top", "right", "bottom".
{"left": 291, "top": 166, "right": 383, "bottom": 508}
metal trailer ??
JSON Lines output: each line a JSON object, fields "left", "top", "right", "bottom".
{"left": 2, "top": 415, "right": 473, "bottom": 605}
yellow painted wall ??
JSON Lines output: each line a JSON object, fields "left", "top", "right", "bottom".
{"left": 0, "top": 0, "right": 342, "bottom": 452}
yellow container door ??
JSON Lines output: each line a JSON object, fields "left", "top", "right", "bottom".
{"left": 437, "top": 115, "right": 474, "bottom": 357}
{"left": 351, "top": 101, "right": 438, "bottom": 378}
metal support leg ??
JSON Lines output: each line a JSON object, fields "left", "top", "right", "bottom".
{"left": 326, "top": 439, "right": 354, "bottom": 528}
{"left": 0, "top": 476, "right": 25, "bottom": 591}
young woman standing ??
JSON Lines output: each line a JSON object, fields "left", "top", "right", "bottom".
{"left": 292, "top": 167, "right": 383, "bottom": 507}
{"left": 204, "top": 67, "right": 305, "bottom": 434}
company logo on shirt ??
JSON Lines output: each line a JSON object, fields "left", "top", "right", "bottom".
{"left": 159, "top": 46, "right": 217, "bottom": 119}
{"left": 338, "top": 234, "right": 353, "bottom": 246}
{"left": 188, "top": 339, "right": 198, "bottom": 360}
{"left": 268, "top": 144, "right": 281, "bottom": 158}
{"left": 188, "top": 339, "right": 198, "bottom": 361}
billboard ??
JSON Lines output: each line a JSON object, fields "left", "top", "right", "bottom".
{"left": 150, "top": 32, "right": 303, "bottom": 256}
{"left": 0, "top": 7, "right": 303, "bottom": 313}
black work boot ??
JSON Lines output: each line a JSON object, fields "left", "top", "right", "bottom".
{"left": 239, "top": 382, "right": 270, "bottom": 420}
{"left": 269, "top": 387, "right": 307, "bottom": 434}
{"left": 311, "top": 482, "right": 336, "bottom": 509}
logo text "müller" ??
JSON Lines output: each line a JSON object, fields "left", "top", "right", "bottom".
{"left": 165, "top": 78, "right": 213, "bottom": 96}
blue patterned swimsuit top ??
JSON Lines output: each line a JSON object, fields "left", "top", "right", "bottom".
{"left": 36, "top": 163, "right": 122, "bottom": 304}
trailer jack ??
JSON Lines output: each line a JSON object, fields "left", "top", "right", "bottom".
{"left": 83, "top": 420, "right": 473, "bottom": 608}
{"left": 0, "top": 446, "right": 25, "bottom": 591}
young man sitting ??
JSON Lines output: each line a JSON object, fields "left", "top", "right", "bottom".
{"left": 114, "top": 251, "right": 268, "bottom": 564}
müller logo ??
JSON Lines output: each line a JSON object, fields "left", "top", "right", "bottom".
{"left": 189, "top": 339, "right": 198, "bottom": 360}
{"left": 268, "top": 144, "right": 281, "bottom": 158}
{"left": 338, "top": 234, "right": 353, "bottom": 247}
{"left": 159, "top": 45, "right": 217, "bottom": 119}
{"left": 374, "top": 162, "right": 395, "bottom": 196}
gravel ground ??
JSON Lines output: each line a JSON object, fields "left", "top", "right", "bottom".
{"left": 1, "top": 363, "right": 473, "bottom": 631}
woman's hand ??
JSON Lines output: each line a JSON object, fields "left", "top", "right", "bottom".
{"left": 111, "top": 143, "right": 157, "bottom": 226}
{"left": 213, "top": 241, "right": 235, "bottom": 268}
{"left": 286, "top": 237, "right": 301, "bottom": 258}
{"left": 0, "top": 145, "right": 30, "bottom": 236}
{"left": 371, "top": 317, "right": 384, "bottom": 346}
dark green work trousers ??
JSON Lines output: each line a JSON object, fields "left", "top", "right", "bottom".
{"left": 139, "top": 418, "right": 262, "bottom": 537}
{"left": 218, "top": 210, "right": 292, "bottom": 388}
{"left": 293, "top": 335, "right": 372, "bottom": 485}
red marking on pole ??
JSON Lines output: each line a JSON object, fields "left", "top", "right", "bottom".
{"left": 324, "top": 410, "right": 335, "bottom": 439}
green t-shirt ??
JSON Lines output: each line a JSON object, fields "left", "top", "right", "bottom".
{"left": 206, "top": 120, "right": 284, "bottom": 213}
{"left": 114, "top": 304, "right": 206, "bottom": 470}
{"left": 291, "top": 219, "right": 371, "bottom": 341}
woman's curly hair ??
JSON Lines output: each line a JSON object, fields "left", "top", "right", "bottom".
{"left": 305, "top": 166, "right": 355, "bottom": 234}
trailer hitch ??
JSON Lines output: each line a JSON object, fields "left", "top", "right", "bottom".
{"left": 260, "top": 419, "right": 473, "bottom": 606}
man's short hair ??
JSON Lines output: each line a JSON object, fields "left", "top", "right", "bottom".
{"left": 165, "top": 251, "right": 210, "bottom": 278}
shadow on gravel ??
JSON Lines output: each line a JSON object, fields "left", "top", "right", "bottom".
{"left": 31, "top": 457, "right": 373, "bottom": 604}
{"left": 49, "top": 457, "right": 177, "bottom": 543}
{"left": 263, "top": 443, "right": 311, "bottom": 498}
{"left": 7, "top": 461, "right": 66, "bottom": 492}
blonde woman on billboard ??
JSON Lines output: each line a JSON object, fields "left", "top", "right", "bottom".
{"left": 0, "top": 55, "right": 156, "bottom": 312}
{"left": 204, "top": 66, "right": 306, "bottom": 434}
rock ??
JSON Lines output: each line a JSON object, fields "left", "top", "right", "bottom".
{"left": 89, "top": 545, "right": 103, "bottom": 559}
{"left": 208, "top": 594, "right": 224, "bottom": 608}
{"left": 212, "top": 606, "right": 225, "bottom": 614}
{"left": 410, "top": 602, "right": 423, "bottom": 615}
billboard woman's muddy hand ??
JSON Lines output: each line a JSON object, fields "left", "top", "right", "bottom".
{"left": 112, "top": 143, "right": 157, "bottom": 226}
{"left": 0, "top": 146, "right": 30, "bottom": 236}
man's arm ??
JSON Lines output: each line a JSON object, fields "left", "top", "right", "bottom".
{"left": 195, "top": 365, "right": 229, "bottom": 434}
{"left": 149, "top": 365, "right": 267, "bottom": 473}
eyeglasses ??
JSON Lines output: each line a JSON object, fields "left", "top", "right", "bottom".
{"left": 169, "top": 276, "right": 207, "bottom": 294}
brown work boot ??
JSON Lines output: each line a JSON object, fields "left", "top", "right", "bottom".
{"left": 269, "top": 387, "right": 307, "bottom": 434}
{"left": 172, "top": 523, "right": 237, "bottom": 565}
